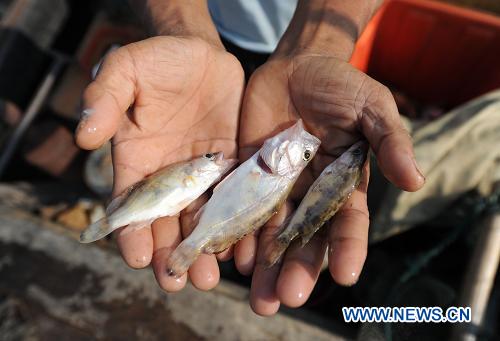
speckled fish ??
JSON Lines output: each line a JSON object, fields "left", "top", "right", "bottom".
{"left": 166, "top": 120, "right": 321, "bottom": 277}
{"left": 264, "top": 141, "right": 368, "bottom": 267}
{"left": 79, "top": 153, "right": 237, "bottom": 243}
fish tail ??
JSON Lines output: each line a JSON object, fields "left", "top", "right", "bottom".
{"left": 166, "top": 241, "right": 201, "bottom": 278}
{"left": 263, "top": 234, "right": 292, "bottom": 268}
{"left": 79, "top": 217, "right": 113, "bottom": 243}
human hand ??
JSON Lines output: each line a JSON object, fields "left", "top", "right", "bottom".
{"left": 237, "top": 54, "right": 425, "bottom": 315}
{"left": 76, "top": 36, "right": 244, "bottom": 291}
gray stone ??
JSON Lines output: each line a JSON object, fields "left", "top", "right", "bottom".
{"left": 0, "top": 206, "right": 344, "bottom": 341}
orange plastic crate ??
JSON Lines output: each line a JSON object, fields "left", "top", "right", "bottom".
{"left": 351, "top": 0, "right": 500, "bottom": 108}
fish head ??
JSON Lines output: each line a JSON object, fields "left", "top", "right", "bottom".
{"left": 260, "top": 120, "right": 321, "bottom": 178}
{"left": 194, "top": 152, "right": 238, "bottom": 178}
{"left": 337, "top": 140, "right": 368, "bottom": 170}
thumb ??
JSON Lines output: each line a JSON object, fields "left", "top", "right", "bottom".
{"left": 360, "top": 82, "right": 425, "bottom": 192}
{"left": 76, "top": 48, "right": 136, "bottom": 150}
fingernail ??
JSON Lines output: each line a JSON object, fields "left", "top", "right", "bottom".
{"left": 345, "top": 275, "right": 359, "bottom": 287}
{"left": 76, "top": 109, "right": 92, "bottom": 133}
{"left": 80, "top": 108, "right": 95, "bottom": 122}
{"left": 77, "top": 109, "right": 99, "bottom": 135}
{"left": 412, "top": 156, "right": 425, "bottom": 183}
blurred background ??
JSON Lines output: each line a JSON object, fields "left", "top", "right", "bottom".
{"left": 0, "top": 0, "right": 499, "bottom": 340}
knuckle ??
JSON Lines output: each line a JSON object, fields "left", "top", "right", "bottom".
{"left": 82, "top": 80, "right": 102, "bottom": 103}
{"left": 105, "top": 46, "right": 129, "bottom": 64}
{"left": 100, "top": 46, "right": 135, "bottom": 75}
{"left": 330, "top": 235, "right": 367, "bottom": 249}
{"left": 338, "top": 206, "right": 370, "bottom": 224}
{"left": 365, "top": 82, "right": 392, "bottom": 108}
{"left": 377, "top": 84, "right": 392, "bottom": 99}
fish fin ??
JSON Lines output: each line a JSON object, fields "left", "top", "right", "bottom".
{"left": 80, "top": 216, "right": 113, "bottom": 243}
{"left": 166, "top": 241, "right": 201, "bottom": 278}
{"left": 300, "top": 197, "right": 350, "bottom": 247}
{"left": 120, "top": 219, "right": 153, "bottom": 236}
{"left": 300, "top": 229, "right": 319, "bottom": 247}
{"left": 212, "top": 168, "right": 237, "bottom": 193}
{"left": 208, "top": 176, "right": 288, "bottom": 233}
{"left": 262, "top": 216, "right": 296, "bottom": 268}
{"left": 259, "top": 140, "right": 279, "bottom": 173}
{"left": 168, "top": 197, "right": 200, "bottom": 216}
{"left": 106, "top": 180, "right": 145, "bottom": 215}
{"left": 105, "top": 194, "right": 125, "bottom": 216}
{"left": 263, "top": 233, "right": 293, "bottom": 268}
{"left": 192, "top": 203, "right": 206, "bottom": 223}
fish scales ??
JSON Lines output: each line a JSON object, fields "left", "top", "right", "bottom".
{"left": 264, "top": 141, "right": 368, "bottom": 267}
{"left": 203, "top": 174, "right": 292, "bottom": 254}
{"left": 79, "top": 152, "right": 236, "bottom": 243}
{"left": 166, "top": 120, "right": 321, "bottom": 277}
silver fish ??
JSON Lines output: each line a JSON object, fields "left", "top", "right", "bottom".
{"left": 166, "top": 120, "right": 321, "bottom": 277}
{"left": 264, "top": 141, "right": 368, "bottom": 267}
{"left": 79, "top": 152, "right": 237, "bottom": 243}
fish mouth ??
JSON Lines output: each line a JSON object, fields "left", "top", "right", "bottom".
{"left": 349, "top": 140, "right": 369, "bottom": 165}
{"left": 351, "top": 140, "right": 368, "bottom": 154}
{"left": 212, "top": 151, "right": 224, "bottom": 162}
{"left": 212, "top": 151, "right": 238, "bottom": 170}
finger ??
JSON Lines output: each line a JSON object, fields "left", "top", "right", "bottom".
{"left": 328, "top": 163, "right": 370, "bottom": 286}
{"left": 76, "top": 48, "right": 136, "bottom": 150}
{"left": 250, "top": 262, "right": 281, "bottom": 316}
{"left": 188, "top": 254, "right": 220, "bottom": 291}
{"left": 234, "top": 232, "right": 258, "bottom": 276}
{"left": 151, "top": 216, "right": 187, "bottom": 292}
{"left": 216, "top": 246, "right": 234, "bottom": 262}
{"left": 116, "top": 225, "right": 154, "bottom": 269}
{"left": 181, "top": 196, "right": 220, "bottom": 291}
{"left": 360, "top": 83, "right": 425, "bottom": 191}
{"left": 112, "top": 168, "right": 153, "bottom": 269}
{"left": 250, "top": 202, "right": 293, "bottom": 316}
{"left": 276, "top": 231, "right": 328, "bottom": 308}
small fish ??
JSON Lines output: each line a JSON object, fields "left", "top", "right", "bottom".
{"left": 166, "top": 120, "right": 321, "bottom": 277}
{"left": 264, "top": 141, "right": 368, "bottom": 267}
{"left": 79, "top": 152, "right": 237, "bottom": 243}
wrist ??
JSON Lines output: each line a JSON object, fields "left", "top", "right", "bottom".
{"left": 132, "top": 0, "right": 224, "bottom": 48}
{"left": 273, "top": 0, "right": 382, "bottom": 61}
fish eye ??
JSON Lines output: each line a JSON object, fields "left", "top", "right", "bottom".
{"left": 204, "top": 153, "right": 215, "bottom": 160}
{"left": 352, "top": 148, "right": 362, "bottom": 156}
{"left": 303, "top": 150, "right": 312, "bottom": 161}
